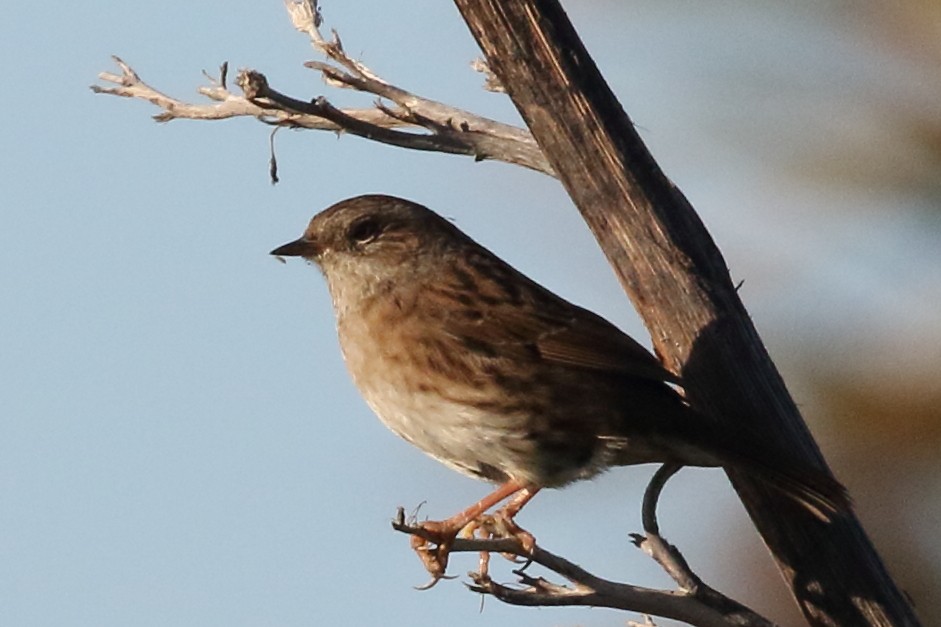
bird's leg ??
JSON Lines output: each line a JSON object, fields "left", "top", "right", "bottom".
{"left": 489, "top": 485, "right": 540, "bottom": 555}
{"left": 411, "top": 479, "right": 527, "bottom": 584}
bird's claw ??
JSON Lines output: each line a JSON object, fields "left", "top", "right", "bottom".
{"left": 395, "top": 502, "right": 538, "bottom": 588}
{"left": 413, "top": 572, "right": 457, "bottom": 591}
{"left": 408, "top": 520, "right": 459, "bottom": 585}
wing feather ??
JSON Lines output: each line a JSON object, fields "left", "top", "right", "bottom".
{"left": 423, "top": 250, "right": 680, "bottom": 386}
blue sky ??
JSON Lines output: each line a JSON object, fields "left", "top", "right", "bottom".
{"left": 3, "top": 2, "right": 939, "bottom": 626}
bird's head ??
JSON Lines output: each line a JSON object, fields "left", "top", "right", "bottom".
{"left": 271, "top": 194, "right": 468, "bottom": 299}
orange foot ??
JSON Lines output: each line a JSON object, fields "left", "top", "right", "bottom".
{"left": 405, "top": 480, "right": 541, "bottom": 589}
{"left": 491, "top": 486, "right": 539, "bottom": 555}
{"left": 409, "top": 519, "right": 463, "bottom": 589}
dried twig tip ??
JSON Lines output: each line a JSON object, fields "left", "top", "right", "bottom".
{"left": 284, "top": 0, "right": 319, "bottom": 32}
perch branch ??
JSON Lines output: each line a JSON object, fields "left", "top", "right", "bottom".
{"left": 391, "top": 465, "right": 776, "bottom": 627}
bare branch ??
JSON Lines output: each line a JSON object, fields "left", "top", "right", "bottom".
{"left": 237, "top": 69, "right": 478, "bottom": 157}
{"left": 393, "top": 518, "right": 729, "bottom": 626}
{"left": 91, "top": 55, "right": 405, "bottom": 131}
{"left": 92, "top": 56, "right": 260, "bottom": 123}
{"left": 391, "top": 475, "right": 776, "bottom": 627}
{"left": 91, "top": 1, "right": 553, "bottom": 176}
{"left": 285, "top": 0, "right": 551, "bottom": 174}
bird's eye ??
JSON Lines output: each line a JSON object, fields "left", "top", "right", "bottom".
{"left": 348, "top": 217, "right": 383, "bottom": 246}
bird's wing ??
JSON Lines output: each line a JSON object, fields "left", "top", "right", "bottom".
{"left": 426, "top": 252, "right": 681, "bottom": 386}
{"left": 535, "top": 307, "right": 681, "bottom": 384}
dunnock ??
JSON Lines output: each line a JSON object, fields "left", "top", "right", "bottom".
{"left": 272, "top": 194, "right": 848, "bottom": 577}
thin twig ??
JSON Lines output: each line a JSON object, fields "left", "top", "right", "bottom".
{"left": 629, "top": 465, "right": 777, "bottom": 626}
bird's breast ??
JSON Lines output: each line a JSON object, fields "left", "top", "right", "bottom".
{"left": 332, "top": 294, "right": 576, "bottom": 484}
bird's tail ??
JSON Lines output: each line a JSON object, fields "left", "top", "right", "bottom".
{"left": 619, "top": 384, "right": 851, "bottom": 520}
{"left": 674, "top": 429, "right": 852, "bottom": 521}
{"left": 732, "top": 451, "right": 851, "bottom": 521}
{"left": 656, "top": 412, "right": 851, "bottom": 521}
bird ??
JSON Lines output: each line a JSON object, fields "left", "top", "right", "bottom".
{"left": 271, "top": 194, "right": 849, "bottom": 579}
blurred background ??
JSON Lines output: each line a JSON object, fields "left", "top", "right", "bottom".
{"left": 1, "top": 1, "right": 938, "bottom": 625}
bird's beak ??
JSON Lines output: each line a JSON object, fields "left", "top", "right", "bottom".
{"left": 270, "top": 237, "right": 319, "bottom": 258}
